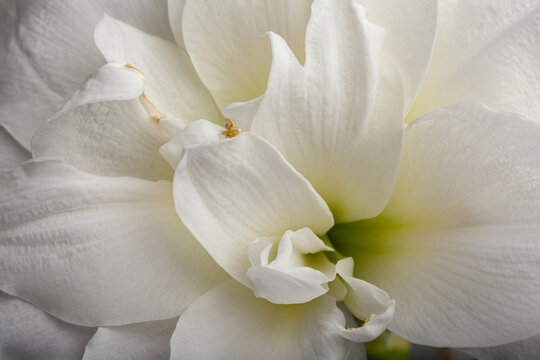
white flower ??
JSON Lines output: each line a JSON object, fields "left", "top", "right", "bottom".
{"left": 1, "top": 0, "right": 540, "bottom": 359}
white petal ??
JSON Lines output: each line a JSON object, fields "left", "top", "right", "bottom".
{"left": 247, "top": 228, "right": 335, "bottom": 304}
{"left": 0, "top": 292, "right": 95, "bottom": 360}
{"left": 249, "top": 0, "right": 403, "bottom": 222}
{"left": 170, "top": 280, "right": 366, "bottom": 360}
{"left": 83, "top": 318, "right": 178, "bottom": 360}
{"left": 94, "top": 14, "right": 222, "bottom": 124}
{"left": 182, "top": 0, "right": 312, "bottom": 108}
{"left": 409, "top": 0, "right": 540, "bottom": 121}
{"left": 0, "top": 125, "right": 30, "bottom": 170}
{"left": 159, "top": 119, "right": 225, "bottom": 169}
{"left": 32, "top": 96, "right": 173, "bottom": 181}
{"left": 222, "top": 96, "right": 263, "bottom": 131}
{"left": 168, "top": 0, "right": 187, "bottom": 48}
{"left": 0, "top": 0, "right": 172, "bottom": 148}
{"left": 364, "top": 0, "right": 438, "bottom": 111}
{"left": 0, "top": 159, "right": 227, "bottom": 326}
{"left": 462, "top": 335, "right": 540, "bottom": 360}
{"left": 333, "top": 104, "right": 540, "bottom": 347}
{"left": 173, "top": 133, "right": 333, "bottom": 285}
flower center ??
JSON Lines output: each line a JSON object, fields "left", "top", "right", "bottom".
{"left": 223, "top": 118, "right": 241, "bottom": 138}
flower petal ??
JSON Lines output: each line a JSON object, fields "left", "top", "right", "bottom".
{"left": 333, "top": 103, "right": 540, "bottom": 347}
{"left": 32, "top": 76, "right": 173, "bottom": 180}
{"left": 248, "top": 0, "right": 403, "bottom": 222}
{"left": 159, "top": 119, "right": 225, "bottom": 170}
{"left": 170, "top": 280, "right": 366, "bottom": 360}
{"left": 0, "top": 125, "right": 30, "bottom": 170}
{"left": 0, "top": 159, "right": 227, "bottom": 326}
{"left": 94, "top": 14, "right": 222, "bottom": 124}
{"left": 409, "top": 0, "right": 540, "bottom": 121}
{"left": 0, "top": 0, "right": 172, "bottom": 148}
{"left": 363, "top": 0, "right": 438, "bottom": 111}
{"left": 462, "top": 335, "right": 540, "bottom": 360}
{"left": 173, "top": 133, "right": 333, "bottom": 285}
{"left": 168, "top": 0, "right": 187, "bottom": 48}
{"left": 0, "top": 291, "right": 95, "bottom": 360}
{"left": 83, "top": 318, "right": 178, "bottom": 360}
{"left": 182, "top": 0, "right": 312, "bottom": 108}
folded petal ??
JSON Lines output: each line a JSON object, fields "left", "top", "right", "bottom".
{"left": 462, "top": 335, "right": 540, "bottom": 360}
{"left": 0, "top": 125, "right": 30, "bottom": 170}
{"left": 0, "top": 159, "right": 227, "bottom": 326}
{"left": 0, "top": 0, "right": 172, "bottom": 148}
{"left": 170, "top": 280, "right": 366, "bottom": 360}
{"left": 409, "top": 0, "right": 540, "bottom": 121}
{"left": 83, "top": 318, "right": 178, "bottom": 360}
{"left": 94, "top": 15, "right": 222, "bottom": 124}
{"left": 248, "top": 0, "right": 403, "bottom": 222}
{"left": 364, "top": 0, "right": 438, "bottom": 111}
{"left": 173, "top": 133, "right": 333, "bottom": 285}
{"left": 331, "top": 103, "right": 540, "bottom": 347}
{"left": 0, "top": 292, "right": 95, "bottom": 360}
{"left": 168, "top": 0, "right": 187, "bottom": 48}
{"left": 182, "top": 0, "right": 312, "bottom": 108}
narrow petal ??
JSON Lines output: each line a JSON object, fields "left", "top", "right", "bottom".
{"left": 0, "top": 0, "right": 172, "bottom": 148}
{"left": 170, "top": 280, "right": 366, "bottom": 360}
{"left": 363, "top": 0, "right": 438, "bottom": 111}
{"left": 94, "top": 15, "right": 222, "bottom": 123}
{"left": 0, "top": 292, "right": 96, "bottom": 360}
{"left": 248, "top": 0, "right": 403, "bottom": 222}
{"left": 332, "top": 104, "right": 540, "bottom": 347}
{"left": 182, "top": 0, "right": 312, "bottom": 108}
{"left": 173, "top": 133, "right": 333, "bottom": 285}
{"left": 0, "top": 125, "right": 30, "bottom": 170}
{"left": 409, "top": 0, "right": 540, "bottom": 121}
{"left": 462, "top": 335, "right": 540, "bottom": 360}
{"left": 0, "top": 160, "right": 227, "bottom": 326}
{"left": 83, "top": 318, "right": 178, "bottom": 360}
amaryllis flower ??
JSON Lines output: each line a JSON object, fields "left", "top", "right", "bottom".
{"left": 1, "top": 1, "right": 540, "bottom": 360}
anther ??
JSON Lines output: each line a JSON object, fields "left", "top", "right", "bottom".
{"left": 223, "top": 118, "right": 241, "bottom": 138}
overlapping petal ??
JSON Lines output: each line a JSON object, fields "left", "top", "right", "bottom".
{"left": 83, "top": 318, "right": 178, "bottom": 360}
{"left": 173, "top": 133, "right": 333, "bottom": 285}
{"left": 0, "top": 159, "right": 227, "bottom": 326}
{"left": 0, "top": 125, "right": 30, "bottom": 170}
{"left": 246, "top": 0, "right": 404, "bottom": 222}
{"left": 462, "top": 335, "right": 540, "bottom": 360}
{"left": 0, "top": 0, "right": 172, "bottom": 148}
{"left": 409, "top": 0, "right": 540, "bottom": 121}
{"left": 182, "top": 0, "right": 312, "bottom": 108}
{"left": 170, "top": 280, "right": 366, "bottom": 360}
{"left": 94, "top": 15, "right": 222, "bottom": 124}
{"left": 332, "top": 103, "right": 540, "bottom": 347}
{"left": 0, "top": 292, "right": 95, "bottom": 360}
{"left": 32, "top": 63, "right": 173, "bottom": 181}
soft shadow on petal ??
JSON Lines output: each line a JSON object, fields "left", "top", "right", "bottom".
{"left": 461, "top": 334, "right": 540, "bottom": 360}
{"left": 0, "top": 159, "right": 227, "bottom": 326}
{"left": 170, "top": 280, "right": 366, "bottom": 360}
{"left": 83, "top": 318, "right": 178, "bottom": 360}
{"left": 0, "top": 291, "right": 96, "bottom": 360}
{"left": 0, "top": 125, "right": 30, "bottom": 170}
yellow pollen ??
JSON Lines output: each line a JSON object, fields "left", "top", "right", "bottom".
{"left": 223, "top": 118, "right": 241, "bottom": 138}
{"left": 125, "top": 62, "right": 145, "bottom": 81}
{"left": 140, "top": 91, "right": 165, "bottom": 122}
{"left": 361, "top": 316, "right": 371, "bottom": 327}
{"left": 346, "top": 327, "right": 355, "bottom": 331}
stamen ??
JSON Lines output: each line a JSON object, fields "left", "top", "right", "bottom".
{"left": 223, "top": 118, "right": 242, "bottom": 138}
{"left": 125, "top": 62, "right": 145, "bottom": 81}
{"left": 140, "top": 91, "right": 165, "bottom": 122}
{"left": 361, "top": 316, "right": 371, "bottom": 327}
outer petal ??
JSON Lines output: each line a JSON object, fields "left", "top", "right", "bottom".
{"left": 32, "top": 64, "right": 172, "bottom": 180}
{"left": 94, "top": 15, "right": 222, "bottom": 124}
{"left": 462, "top": 335, "right": 540, "bottom": 360}
{"left": 182, "top": 0, "right": 312, "bottom": 108}
{"left": 0, "top": 0, "right": 172, "bottom": 148}
{"left": 168, "top": 0, "right": 187, "bottom": 48}
{"left": 249, "top": 0, "right": 403, "bottom": 222}
{"left": 0, "top": 125, "right": 30, "bottom": 170}
{"left": 170, "top": 280, "right": 366, "bottom": 360}
{"left": 364, "top": 0, "right": 438, "bottom": 111}
{"left": 332, "top": 104, "right": 540, "bottom": 347}
{"left": 83, "top": 318, "right": 178, "bottom": 360}
{"left": 0, "top": 159, "right": 227, "bottom": 326}
{"left": 0, "top": 292, "right": 95, "bottom": 360}
{"left": 409, "top": 0, "right": 540, "bottom": 121}
{"left": 173, "top": 133, "right": 334, "bottom": 285}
